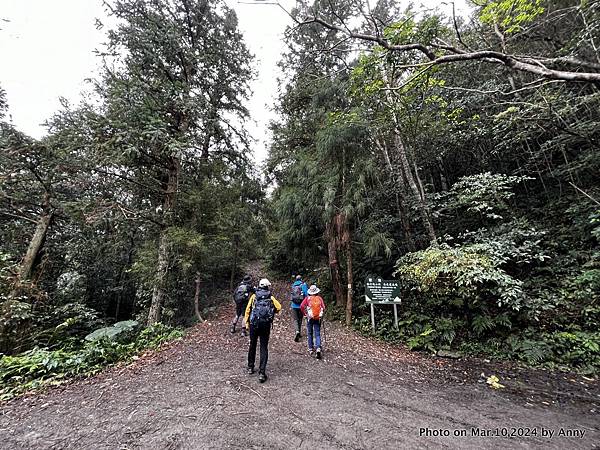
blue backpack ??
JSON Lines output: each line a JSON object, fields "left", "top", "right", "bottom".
{"left": 250, "top": 289, "right": 275, "bottom": 329}
{"left": 291, "top": 284, "right": 304, "bottom": 304}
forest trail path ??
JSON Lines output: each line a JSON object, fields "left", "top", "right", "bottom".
{"left": 1, "top": 269, "right": 599, "bottom": 449}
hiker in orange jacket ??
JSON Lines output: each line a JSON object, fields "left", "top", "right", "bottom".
{"left": 300, "top": 284, "right": 325, "bottom": 359}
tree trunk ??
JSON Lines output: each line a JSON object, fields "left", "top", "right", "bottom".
{"left": 18, "top": 213, "right": 53, "bottom": 283}
{"left": 413, "top": 160, "right": 427, "bottom": 202}
{"left": 335, "top": 213, "right": 354, "bottom": 326}
{"left": 200, "top": 106, "right": 217, "bottom": 161}
{"left": 393, "top": 131, "right": 437, "bottom": 244}
{"left": 437, "top": 159, "right": 449, "bottom": 191}
{"left": 376, "top": 137, "right": 416, "bottom": 251}
{"left": 229, "top": 233, "right": 239, "bottom": 291}
{"left": 345, "top": 239, "right": 354, "bottom": 327}
{"left": 147, "top": 230, "right": 170, "bottom": 325}
{"left": 380, "top": 61, "right": 436, "bottom": 245}
{"left": 194, "top": 272, "right": 203, "bottom": 322}
{"left": 147, "top": 157, "right": 179, "bottom": 326}
{"left": 11, "top": 193, "right": 54, "bottom": 296}
{"left": 115, "top": 297, "right": 121, "bottom": 321}
{"left": 325, "top": 220, "right": 345, "bottom": 307}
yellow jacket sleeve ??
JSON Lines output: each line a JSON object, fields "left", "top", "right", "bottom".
{"left": 244, "top": 294, "right": 255, "bottom": 329}
{"left": 271, "top": 296, "right": 282, "bottom": 312}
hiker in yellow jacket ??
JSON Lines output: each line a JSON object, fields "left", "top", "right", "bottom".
{"left": 244, "top": 278, "right": 282, "bottom": 382}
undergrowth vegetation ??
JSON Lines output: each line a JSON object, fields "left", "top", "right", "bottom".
{"left": 347, "top": 173, "right": 600, "bottom": 374}
{"left": 0, "top": 0, "right": 261, "bottom": 399}
{"left": 0, "top": 322, "right": 183, "bottom": 401}
{"left": 266, "top": 0, "right": 600, "bottom": 372}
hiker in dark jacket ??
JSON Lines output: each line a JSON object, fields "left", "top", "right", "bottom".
{"left": 290, "top": 275, "right": 308, "bottom": 342}
{"left": 244, "top": 278, "right": 281, "bottom": 382}
{"left": 231, "top": 275, "right": 255, "bottom": 336}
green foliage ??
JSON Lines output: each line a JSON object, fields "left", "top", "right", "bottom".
{"left": 0, "top": 323, "right": 183, "bottom": 401}
{"left": 1, "top": 0, "right": 597, "bottom": 379}
{"left": 408, "top": 327, "right": 436, "bottom": 352}
{"left": 384, "top": 14, "right": 445, "bottom": 45}
{"left": 396, "top": 242, "right": 526, "bottom": 310}
{"left": 507, "top": 331, "right": 600, "bottom": 374}
{"left": 477, "top": 0, "right": 546, "bottom": 33}
{"left": 406, "top": 319, "right": 458, "bottom": 352}
{"left": 0, "top": 296, "right": 105, "bottom": 354}
{"left": 436, "top": 172, "right": 533, "bottom": 220}
{"left": 135, "top": 322, "right": 184, "bottom": 349}
{"left": 32, "top": 303, "right": 104, "bottom": 348}
{"left": 84, "top": 320, "right": 139, "bottom": 342}
{"left": 1, "top": 0, "right": 262, "bottom": 350}
{"left": 0, "top": 299, "right": 33, "bottom": 337}
{"left": 0, "top": 86, "right": 7, "bottom": 119}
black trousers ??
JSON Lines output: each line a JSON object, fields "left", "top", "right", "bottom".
{"left": 248, "top": 324, "right": 271, "bottom": 374}
{"left": 291, "top": 307, "right": 303, "bottom": 334}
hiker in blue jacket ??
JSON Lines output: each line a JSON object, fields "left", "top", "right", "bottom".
{"left": 290, "top": 275, "right": 308, "bottom": 342}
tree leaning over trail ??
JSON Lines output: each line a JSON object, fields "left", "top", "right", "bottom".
{"left": 299, "top": 0, "right": 600, "bottom": 83}
{"left": 95, "top": 0, "right": 253, "bottom": 326}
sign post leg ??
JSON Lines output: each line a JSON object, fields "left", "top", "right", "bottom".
{"left": 370, "top": 303, "right": 375, "bottom": 331}
{"left": 393, "top": 303, "right": 399, "bottom": 330}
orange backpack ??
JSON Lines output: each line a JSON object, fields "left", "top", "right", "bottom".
{"left": 306, "top": 296, "right": 323, "bottom": 319}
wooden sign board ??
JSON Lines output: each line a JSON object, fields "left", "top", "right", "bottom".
{"left": 365, "top": 277, "right": 401, "bottom": 331}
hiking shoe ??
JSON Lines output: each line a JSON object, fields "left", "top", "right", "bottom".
{"left": 308, "top": 349, "right": 314, "bottom": 357}
{"left": 246, "top": 367, "right": 255, "bottom": 375}
{"left": 258, "top": 373, "right": 267, "bottom": 383}
{"left": 294, "top": 332, "right": 300, "bottom": 342}
{"left": 230, "top": 324, "right": 236, "bottom": 334}
{"left": 316, "top": 348, "right": 322, "bottom": 359}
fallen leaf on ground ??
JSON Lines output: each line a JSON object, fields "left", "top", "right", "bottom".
{"left": 486, "top": 375, "right": 505, "bottom": 389}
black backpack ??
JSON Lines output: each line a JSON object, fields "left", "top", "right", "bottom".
{"left": 233, "top": 283, "right": 250, "bottom": 305}
{"left": 291, "top": 284, "right": 304, "bottom": 304}
{"left": 250, "top": 289, "right": 275, "bottom": 329}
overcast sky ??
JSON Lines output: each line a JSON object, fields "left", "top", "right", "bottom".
{"left": 0, "top": 0, "right": 470, "bottom": 163}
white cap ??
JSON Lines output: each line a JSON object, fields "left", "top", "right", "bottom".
{"left": 259, "top": 278, "right": 271, "bottom": 288}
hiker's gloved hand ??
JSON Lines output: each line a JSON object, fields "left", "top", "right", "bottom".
{"left": 319, "top": 311, "right": 323, "bottom": 318}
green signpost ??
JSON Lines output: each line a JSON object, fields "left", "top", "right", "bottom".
{"left": 365, "top": 277, "right": 401, "bottom": 331}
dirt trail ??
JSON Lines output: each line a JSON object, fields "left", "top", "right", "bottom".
{"left": 0, "top": 272, "right": 599, "bottom": 449}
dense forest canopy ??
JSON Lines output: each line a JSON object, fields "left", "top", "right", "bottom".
{"left": 0, "top": 0, "right": 264, "bottom": 354}
{"left": 267, "top": 0, "right": 599, "bottom": 372}
{"left": 0, "top": 0, "right": 599, "bottom": 396}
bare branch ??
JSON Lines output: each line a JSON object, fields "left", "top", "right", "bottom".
{"left": 569, "top": 182, "right": 600, "bottom": 206}
{"left": 298, "top": 16, "right": 437, "bottom": 59}
{"left": 516, "top": 56, "right": 600, "bottom": 71}
{"left": 0, "top": 211, "right": 38, "bottom": 225}
{"left": 451, "top": 2, "right": 471, "bottom": 51}
{"left": 380, "top": 66, "right": 435, "bottom": 93}
{"left": 439, "top": 79, "right": 565, "bottom": 96}
{"left": 299, "top": 14, "right": 600, "bottom": 83}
